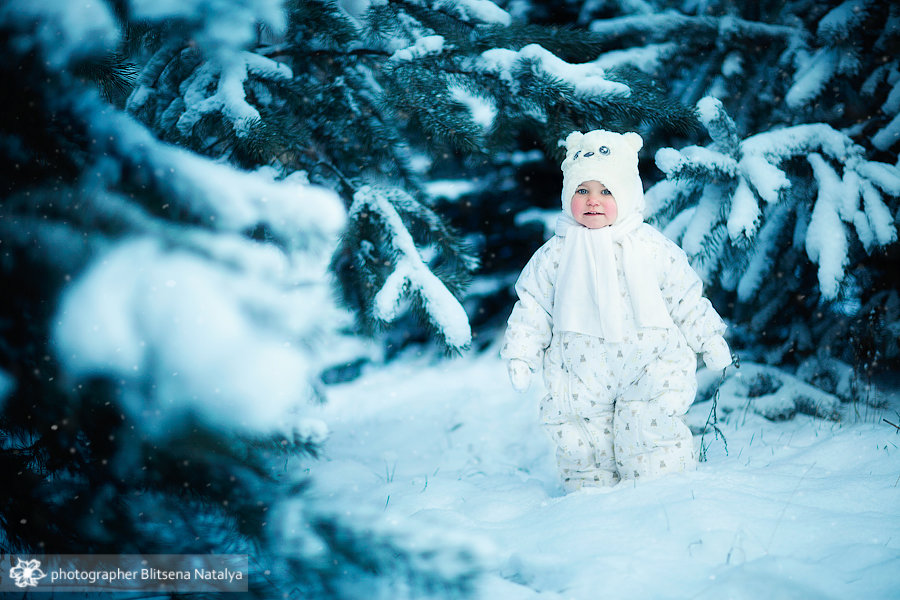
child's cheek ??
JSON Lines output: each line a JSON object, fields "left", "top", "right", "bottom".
{"left": 570, "top": 196, "right": 582, "bottom": 214}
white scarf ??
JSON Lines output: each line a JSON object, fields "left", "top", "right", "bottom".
{"left": 552, "top": 213, "right": 675, "bottom": 341}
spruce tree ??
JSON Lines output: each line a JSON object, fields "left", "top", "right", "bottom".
{"left": 0, "top": 1, "right": 485, "bottom": 597}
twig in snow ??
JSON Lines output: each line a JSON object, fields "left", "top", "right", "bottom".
{"left": 658, "top": 499, "right": 671, "bottom": 532}
{"left": 699, "top": 366, "right": 730, "bottom": 462}
{"left": 883, "top": 418, "right": 900, "bottom": 432}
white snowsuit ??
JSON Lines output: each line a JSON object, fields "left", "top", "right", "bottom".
{"left": 501, "top": 224, "right": 728, "bottom": 490}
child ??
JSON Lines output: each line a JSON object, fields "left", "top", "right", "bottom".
{"left": 501, "top": 130, "right": 732, "bottom": 492}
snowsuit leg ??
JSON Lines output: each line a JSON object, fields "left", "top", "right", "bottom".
{"left": 541, "top": 333, "right": 619, "bottom": 491}
{"left": 614, "top": 332, "right": 697, "bottom": 480}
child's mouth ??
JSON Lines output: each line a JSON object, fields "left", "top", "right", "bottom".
{"left": 584, "top": 212, "right": 604, "bottom": 215}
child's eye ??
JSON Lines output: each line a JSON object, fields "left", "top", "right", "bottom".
{"left": 601, "top": 189, "right": 611, "bottom": 195}
{"left": 576, "top": 188, "right": 588, "bottom": 194}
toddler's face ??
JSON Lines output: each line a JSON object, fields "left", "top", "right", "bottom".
{"left": 571, "top": 180, "right": 617, "bottom": 228}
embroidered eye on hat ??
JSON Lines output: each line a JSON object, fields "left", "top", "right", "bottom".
{"left": 560, "top": 130, "right": 645, "bottom": 222}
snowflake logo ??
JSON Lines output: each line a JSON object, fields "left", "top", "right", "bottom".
{"left": 9, "top": 558, "right": 47, "bottom": 588}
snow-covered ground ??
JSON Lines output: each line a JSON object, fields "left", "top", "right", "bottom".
{"left": 307, "top": 346, "right": 900, "bottom": 599}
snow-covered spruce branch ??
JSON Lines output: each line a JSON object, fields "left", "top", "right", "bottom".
{"left": 261, "top": 46, "right": 392, "bottom": 60}
{"left": 349, "top": 186, "right": 472, "bottom": 351}
{"left": 651, "top": 96, "right": 900, "bottom": 301}
{"left": 302, "top": 508, "right": 490, "bottom": 597}
{"left": 129, "top": 40, "right": 187, "bottom": 92}
{"left": 871, "top": 74, "right": 900, "bottom": 151}
{"left": 127, "top": 0, "right": 286, "bottom": 55}
{"left": 713, "top": 362, "right": 843, "bottom": 421}
{"left": 53, "top": 196, "right": 342, "bottom": 439}
{"left": 86, "top": 95, "right": 345, "bottom": 247}
{"left": 9, "top": 85, "right": 350, "bottom": 438}
{"left": 387, "top": 0, "right": 511, "bottom": 29}
{"left": 468, "top": 43, "right": 631, "bottom": 99}
{"left": 385, "top": 62, "right": 485, "bottom": 153}
{"left": 797, "top": 355, "right": 886, "bottom": 407}
{"left": 588, "top": 13, "right": 800, "bottom": 49}
{"left": 785, "top": 0, "right": 875, "bottom": 110}
{"left": 174, "top": 51, "right": 292, "bottom": 138}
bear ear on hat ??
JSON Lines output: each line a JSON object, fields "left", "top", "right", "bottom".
{"left": 623, "top": 132, "right": 643, "bottom": 153}
{"left": 564, "top": 131, "right": 584, "bottom": 151}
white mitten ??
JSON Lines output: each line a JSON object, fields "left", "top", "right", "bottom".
{"left": 702, "top": 337, "right": 732, "bottom": 371}
{"left": 507, "top": 359, "right": 533, "bottom": 393}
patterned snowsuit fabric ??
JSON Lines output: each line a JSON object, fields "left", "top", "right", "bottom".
{"left": 501, "top": 224, "right": 726, "bottom": 490}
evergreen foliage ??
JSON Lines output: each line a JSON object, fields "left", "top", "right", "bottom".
{"left": 504, "top": 0, "right": 900, "bottom": 376}
{"left": 0, "top": 0, "right": 488, "bottom": 596}
{"left": 124, "top": 0, "right": 697, "bottom": 351}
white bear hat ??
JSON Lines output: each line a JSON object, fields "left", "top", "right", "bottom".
{"left": 560, "top": 129, "right": 645, "bottom": 222}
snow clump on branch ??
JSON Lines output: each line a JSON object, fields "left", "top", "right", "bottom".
{"left": 350, "top": 186, "right": 472, "bottom": 351}
{"left": 650, "top": 96, "right": 900, "bottom": 302}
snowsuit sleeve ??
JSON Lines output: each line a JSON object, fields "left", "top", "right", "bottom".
{"left": 500, "top": 239, "right": 560, "bottom": 372}
{"left": 652, "top": 231, "right": 728, "bottom": 359}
